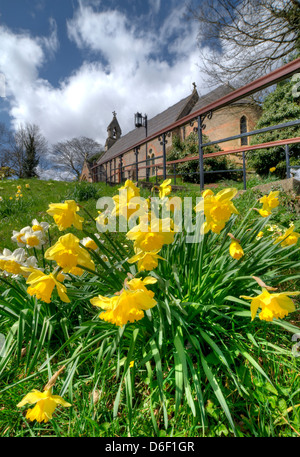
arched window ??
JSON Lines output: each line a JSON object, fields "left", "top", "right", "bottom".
{"left": 240, "top": 116, "right": 248, "bottom": 146}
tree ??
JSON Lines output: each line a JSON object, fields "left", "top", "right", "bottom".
{"left": 248, "top": 78, "right": 300, "bottom": 176}
{"left": 3, "top": 123, "right": 48, "bottom": 178}
{"left": 0, "top": 122, "right": 13, "bottom": 168}
{"left": 188, "top": 0, "right": 300, "bottom": 87}
{"left": 51, "top": 137, "right": 103, "bottom": 180}
{"left": 22, "top": 132, "right": 40, "bottom": 178}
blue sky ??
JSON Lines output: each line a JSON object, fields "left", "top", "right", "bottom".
{"left": 0, "top": 0, "right": 213, "bottom": 177}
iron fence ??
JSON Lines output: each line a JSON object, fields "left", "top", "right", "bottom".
{"left": 91, "top": 58, "right": 300, "bottom": 190}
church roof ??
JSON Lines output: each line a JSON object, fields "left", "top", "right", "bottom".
{"left": 97, "top": 89, "right": 198, "bottom": 165}
{"left": 96, "top": 84, "right": 251, "bottom": 166}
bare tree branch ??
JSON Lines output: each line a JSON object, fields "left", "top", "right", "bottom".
{"left": 187, "top": 0, "right": 300, "bottom": 87}
{"left": 51, "top": 136, "right": 103, "bottom": 179}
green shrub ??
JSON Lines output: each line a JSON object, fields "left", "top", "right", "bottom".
{"left": 167, "top": 133, "right": 239, "bottom": 184}
{"left": 248, "top": 79, "right": 300, "bottom": 176}
{"left": 66, "top": 181, "right": 99, "bottom": 201}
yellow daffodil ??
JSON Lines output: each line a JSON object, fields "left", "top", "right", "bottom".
{"left": 240, "top": 288, "right": 299, "bottom": 321}
{"left": 258, "top": 191, "right": 279, "bottom": 217}
{"left": 256, "top": 231, "right": 264, "bottom": 239}
{"left": 47, "top": 200, "right": 84, "bottom": 231}
{"left": 159, "top": 179, "right": 172, "bottom": 199}
{"left": 128, "top": 249, "right": 164, "bottom": 271}
{"left": 25, "top": 184, "right": 30, "bottom": 189}
{"left": 202, "top": 189, "right": 214, "bottom": 198}
{"left": 17, "top": 389, "right": 71, "bottom": 423}
{"left": 269, "top": 167, "right": 276, "bottom": 173}
{"left": 22, "top": 268, "right": 70, "bottom": 303}
{"left": 126, "top": 276, "right": 157, "bottom": 293}
{"left": 195, "top": 188, "right": 239, "bottom": 234}
{"left": 91, "top": 277, "right": 157, "bottom": 327}
{"left": 44, "top": 233, "right": 95, "bottom": 274}
{"left": 126, "top": 217, "right": 176, "bottom": 252}
{"left": 111, "top": 179, "right": 142, "bottom": 220}
{"left": 129, "top": 361, "right": 135, "bottom": 368}
{"left": 229, "top": 240, "right": 244, "bottom": 260}
{"left": 273, "top": 224, "right": 300, "bottom": 247}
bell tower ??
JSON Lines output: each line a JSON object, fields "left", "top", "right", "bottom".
{"left": 105, "top": 111, "right": 122, "bottom": 151}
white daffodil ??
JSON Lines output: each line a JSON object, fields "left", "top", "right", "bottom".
{"left": 31, "top": 219, "right": 50, "bottom": 234}
{"left": 22, "top": 228, "right": 46, "bottom": 250}
{"left": 80, "top": 234, "right": 103, "bottom": 252}
{"left": 11, "top": 226, "right": 31, "bottom": 247}
{"left": 21, "top": 256, "right": 44, "bottom": 278}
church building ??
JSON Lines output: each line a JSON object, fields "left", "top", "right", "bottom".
{"left": 80, "top": 83, "right": 262, "bottom": 183}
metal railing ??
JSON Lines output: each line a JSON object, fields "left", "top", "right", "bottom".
{"left": 91, "top": 58, "right": 300, "bottom": 190}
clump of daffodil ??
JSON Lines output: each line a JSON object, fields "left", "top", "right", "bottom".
{"left": 47, "top": 200, "right": 84, "bottom": 231}
{"left": 44, "top": 233, "right": 95, "bottom": 275}
{"left": 258, "top": 191, "right": 279, "bottom": 217}
{"left": 241, "top": 288, "right": 299, "bottom": 322}
{"left": 273, "top": 224, "right": 300, "bottom": 247}
{"left": 17, "top": 366, "right": 71, "bottom": 423}
{"left": 90, "top": 276, "right": 157, "bottom": 327}
{"left": 194, "top": 188, "right": 239, "bottom": 234}
{"left": 22, "top": 267, "right": 70, "bottom": 303}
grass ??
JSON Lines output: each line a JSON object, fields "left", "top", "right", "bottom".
{"left": 0, "top": 175, "right": 300, "bottom": 437}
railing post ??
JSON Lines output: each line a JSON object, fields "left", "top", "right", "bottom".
{"left": 105, "top": 163, "right": 108, "bottom": 185}
{"left": 135, "top": 147, "right": 139, "bottom": 183}
{"left": 285, "top": 144, "right": 291, "bottom": 179}
{"left": 242, "top": 151, "right": 247, "bottom": 190}
{"left": 162, "top": 133, "right": 167, "bottom": 180}
{"left": 119, "top": 155, "right": 123, "bottom": 183}
{"left": 173, "top": 163, "right": 176, "bottom": 185}
{"left": 155, "top": 166, "right": 158, "bottom": 184}
{"left": 109, "top": 160, "right": 112, "bottom": 184}
{"left": 198, "top": 115, "right": 204, "bottom": 191}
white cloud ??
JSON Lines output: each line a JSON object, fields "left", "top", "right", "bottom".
{"left": 0, "top": 4, "right": 204, "bottom": 163}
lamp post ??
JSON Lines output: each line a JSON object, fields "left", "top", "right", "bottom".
{"left": 134, "top": 112, "right": 148, "bottom": 180}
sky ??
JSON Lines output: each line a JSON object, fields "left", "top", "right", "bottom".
{"left": 0, "top": 0, "right": 212, "bottom": 178}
